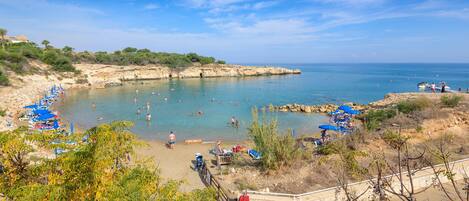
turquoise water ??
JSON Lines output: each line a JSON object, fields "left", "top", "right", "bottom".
{"left": 58, "top": 63, "right": 469, "bottom": 140}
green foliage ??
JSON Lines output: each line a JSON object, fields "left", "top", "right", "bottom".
{"left": 42, "top": 50, "right": 76, "bottom": 72}
{"left": 0, "top": 121, "right": 217, "bottom": 200}
{"left": 363, "top": 109, "right": 397, "bottom": 131}
{"left": 0, "top": 108, "right": 6, "bottom": 116}
{"left": 382, "top": 130, "right": 409, "bottom": 149}
{"left": 248, "top": 108, "right": 301, "bottom": 170}
{"left": 0, "top": 69, "right": 10, "bottom": 85}
{"left": 216, "top": 60, "right": 226, "bottom": 64}
{"left": 396, "top": 97, "right": 431, "bottom": 114}
{"left": 440, "top": 95, "right": 463, "bottom": 108}
{"left": 199, "top": 56, "right": 215, "bottom": 65}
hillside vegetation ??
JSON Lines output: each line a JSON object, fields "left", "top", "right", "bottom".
{"left": 0, "top": 28, "right": 225, "bottom": 86}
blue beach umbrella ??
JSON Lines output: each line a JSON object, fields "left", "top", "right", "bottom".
{"left": 37, "top": 113, "right": 56, "bottom": 121}
{"left": 24, "top": 104, "right": 38, "bottom": 109}
{"left": 338, "top": 105, "right": 352, "bottom": 111}
{"left": 346, "top": 109, "right": 361, "bottom": 115}
{"left": 33, "top": 109, "right": 52, "bottom": 115}
{"left": 318, "top": 124, "right": 339, "bottom": 131}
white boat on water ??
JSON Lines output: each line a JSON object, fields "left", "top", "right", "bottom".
{"left": 417, "top": 82, "right": 452, "bottom": 92}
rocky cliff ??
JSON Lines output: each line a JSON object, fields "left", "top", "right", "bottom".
{"left": 75, "top": 63, "right": 301, "bottom": 88}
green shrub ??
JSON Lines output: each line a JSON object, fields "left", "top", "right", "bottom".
{"left": 397, "top": 97, "right": 431, "bottom": 114}
{"left": 0, "top": 108, "right": 6, "bottom": 116}
{"left": 363, "top": 109, "right": 397, "bottom": 131}
{"left": 199, "top": 56, "right": 215, "bottom": 65}
{"left": 216, "top": 60, "right": 226, "bottom": 64}
{"left": 51, "top": 56, "right": 75, "bottom": 72}
{"left": 440, "top": 95, "right": 463, "bottom": 108}
{"left": 248, "top": 108, "right": 301, "bottom": 170}
{"left": 0, "top": 70, "right": 9, "bottom": 86}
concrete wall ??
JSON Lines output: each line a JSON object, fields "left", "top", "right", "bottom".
{"left": 246, "top": 158, "right": 469, "bottom": 201}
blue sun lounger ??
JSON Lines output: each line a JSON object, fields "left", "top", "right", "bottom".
{"left": 248, "top": 149, "right": 261, "bottom": 160}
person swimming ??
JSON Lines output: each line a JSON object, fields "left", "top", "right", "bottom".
{"left": 91, "top": 102, "right": 96, "bottom": 110}
{"left": 164, "top": 97, "right": 168, "bottom": 101}
{"left": 197, "top": 110, "right": 203, "bottom": 116}
{"left": 151, "top": 91, "right": 156, "bottom": 95}
{"left": 133, "top": 97, "right": 137, "bottom": 103}
{"left": 146, "top": 113, "right": 151, "bottom": 121}
{"left": 135, "top": 89, "right": 139, "bottom": 94}
{"left": 136, "top": 108, "right": 141, "bottom": 115}
{"left": 146, "top": 101, "right": 150, "bottom": 111}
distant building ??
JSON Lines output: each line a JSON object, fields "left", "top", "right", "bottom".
{"left": 5, "top": 35, "right": 30, "bottom": 43}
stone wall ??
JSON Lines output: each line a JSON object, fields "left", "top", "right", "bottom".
{"left": 244, "top": 158, "right": 469, "bottom": 201}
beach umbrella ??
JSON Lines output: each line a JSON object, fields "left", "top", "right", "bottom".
{"left": 53, "top": 119, "right": 59, "bottom": 129}
{"left": 33, "top": 109, "right": 52, "bottom": 115}
{"left": 318, "top": 124, "right": 339, "bottom": 131}
{"left": 338, "top": 105, "right": 352, "bottom": 111}
{"left": 70, "top": 122, "right": 74, "bottom": 134}
{"left": 36, "top": 113, "right": 56, "bottom": 121}
{"left": 24, "top": 104, "right": 38, "bottom": 109}
{"left": 346, "top": 109, "right": 361, "bottom": 115}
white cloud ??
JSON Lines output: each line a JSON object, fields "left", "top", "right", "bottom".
{"left": 144, "top": 3, "right": 159, "bottom": 10}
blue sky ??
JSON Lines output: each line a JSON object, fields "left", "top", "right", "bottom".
{"left": 1, "top": 0, "right": 469, "bottom": 63}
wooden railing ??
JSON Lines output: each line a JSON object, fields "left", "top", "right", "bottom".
{"left": 199, "top": 161, "right": 238, "bottom": 201}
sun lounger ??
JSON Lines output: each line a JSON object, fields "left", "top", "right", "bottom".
{"left": 248, "top": 149, "right": 261, "bottom": 160}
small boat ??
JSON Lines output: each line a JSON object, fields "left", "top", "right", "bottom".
{"left": 417, "top": 82, "right": 428, "bottom": 89}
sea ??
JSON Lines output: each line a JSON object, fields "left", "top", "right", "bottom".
{"left": 56, "top": 63, "right": 469, "bottom": 141}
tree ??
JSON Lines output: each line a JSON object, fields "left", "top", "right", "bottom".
{"left": 62, "top": 46, "right": 74, "bottom": 54}
{"left": 41, "top": 40, "right": 50, "bottom": 49}
{"left": 426, "top": 134, "right": 466, "bottom": 201}
{"left": 0, "top": 28, "right": 6, "bottom": 50}
{"left": 0, "top": 122, "right": 216, "bottom": 200}
{"left": 380, "top": 130, "right": 430, "bottom": 201}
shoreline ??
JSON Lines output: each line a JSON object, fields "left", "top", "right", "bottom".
{"left": 0, "top": 63, "right": 300, "bottom": 131}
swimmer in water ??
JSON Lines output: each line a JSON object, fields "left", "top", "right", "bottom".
{"left": 136, "top": 108, "right": 141, "bottom": 115}
{"left": 134, "top": 97, "right": 137, "bottom": 104}
{"left": 146, "top": 101, "right": 150, "bottom": 111}
{"left": 197, "top": 110, "right": 203, "bottom": 116}
{"left": 146, "top": 113, "right": 151, "bottom": 121}
{"left": 91, "top": 102, "right": 96, "bottom": 109}
{"left": 164, "top": 97, "right": 168, "bottom": 101}
{"left": 151, "top": 91, "right": 156, "bottom": 95}
{"left": 97, "top": 117, "right": 104, "bottom": 121}
{"left": 135, "top": 89, "right": 139, "bottom": 94}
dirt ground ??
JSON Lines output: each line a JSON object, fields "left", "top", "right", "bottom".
{"left": 213, "top": 93, "right": 469, "bottom": 195}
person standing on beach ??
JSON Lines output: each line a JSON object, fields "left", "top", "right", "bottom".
{"left": 441, "top": 82, "right": 446, "bottom": 93}
{"left": 168, "top": 131, "right": 176, "bottom": 149}
{"left": 215, "top": 140, "right": 223, "bottom": 170}
{"left": 430, "top": 83, "right": 436, "bottom": 93}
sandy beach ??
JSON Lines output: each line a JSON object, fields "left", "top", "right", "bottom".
{"left": 135, "top": 140, "right": 240, "bottom": 192}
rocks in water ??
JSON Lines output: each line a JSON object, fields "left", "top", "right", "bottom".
{"left": 272, "top": 103, "right": 369, "bottom": 114}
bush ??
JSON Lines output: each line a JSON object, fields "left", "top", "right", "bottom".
{"left": 440, "top": 95, "right": 463, "bottom": 108}
{"left": 363, "top": 109, "right": 397, "bottom": 131}
{"left": 216, "top": 60, "right": 226, "bottom": 64}
{"left": 0, "top": 70, "right": 9, "bottom": 86}
{"left": 0, "top": 108, "right": 6, "bottom": 116}
{"left": 42, "top": 51, "right": 76, "bottom": 72}
{"left": 397, "top": 97, "right": 431, "bottom": 114}
{"left": 248, "top": 108, "right": 302, "bottom": 170}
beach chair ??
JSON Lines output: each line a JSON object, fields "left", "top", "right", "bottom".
{"left": 248, "top": 149, "right": 261, "bottom": 160}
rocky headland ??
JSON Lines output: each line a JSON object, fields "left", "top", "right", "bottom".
{"left": 271, "top": 92, "right": 469, "bottom": 114}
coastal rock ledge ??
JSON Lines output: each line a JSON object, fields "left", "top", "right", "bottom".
{"left": 272, "top": 103, "right": 369, "bottom": 114}
{"left": 76, "top": 63, "right": 301, "bottom": 88}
